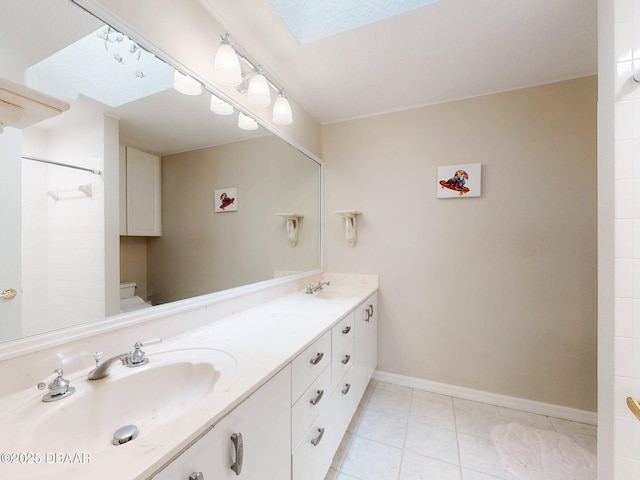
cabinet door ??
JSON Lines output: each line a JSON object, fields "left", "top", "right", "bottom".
{"left": 353, "top": 293, "right": 378, "bottom": 400}
{"left": 153, "top": 365, "right": 291, "bottom": 480}
{"left": 126, "top": 146, "right": 161, "bottom": 236}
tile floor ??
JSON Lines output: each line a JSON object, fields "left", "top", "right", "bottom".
{"left": 325, "top": 381, "right": 597, "bottom": 480}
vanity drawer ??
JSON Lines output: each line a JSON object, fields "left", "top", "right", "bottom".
{"left": 292, "top": 364, "right": 332, "bottom": 450}
{"left": 292, "top": 390, "right": 342, "bottom": 480}
{"left": 331, "top": 313, "right": 355, "bottom": 389}
{"left": 291, "top": 331, "right": 331, "bottom": 404}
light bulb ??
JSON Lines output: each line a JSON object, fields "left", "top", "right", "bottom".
{"left": 272, "top": 94, "right": 293, "bottom": 125}
{"left": 238, "top": 112, "right": 258, "bottom": 130}
{"left": 214, "top": 43, "right": 242, "bottom": 86}
{"left": 173, "top": 70, "right": 202, "bottom": 96}
{"left": 247, "top": 71, "right": 271, "bottom": 107}
{"left": 210, "top": 95, "right": 234, "bottom": 115}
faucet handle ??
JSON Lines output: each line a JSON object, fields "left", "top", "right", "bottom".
{"left": 37, "top": 369, "right": 75, "bottom": 402}
{"left": 93, "top": 351, "right": 103, "bottom": 368}
{"left": 129, "top": 338, "right": 162, "bottom": 366}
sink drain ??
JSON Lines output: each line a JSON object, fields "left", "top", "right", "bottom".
{"left": 113, "top": 424, "right": 138, "bottom": 445}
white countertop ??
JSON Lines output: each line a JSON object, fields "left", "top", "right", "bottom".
{"left": 0, "top": 274, "right": 378, "bottom": 480}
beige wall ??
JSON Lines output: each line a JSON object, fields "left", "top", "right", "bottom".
{"left": 322, "top": 77, "right": 598, "bottom": 411}
{"left": 147, "top": 135, "right": 320, "bottom": 305}
{"left": 120, "top": 236, "right": 148, "bottom": 300}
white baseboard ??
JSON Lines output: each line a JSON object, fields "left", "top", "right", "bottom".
{"left": 372, "top": 370, "right": 597, "bottom": 426}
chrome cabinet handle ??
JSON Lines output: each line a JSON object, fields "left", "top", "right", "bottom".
{"left": 310, "top": 352, "right": 324, "bottom": 365}
{"left": 364, "top": 304, "right": 374, "bottom": 322}
{"left": 230, "top": 432, "right": 243, "bottom": 476}
{"left": 189, "top": 473, "right": 204, "bottom": 480}
{"left": 0, "top": 288, "right": 17, "bottom": 300}
{"left": 342, "top": 325, "right": 351, "bottom": 335}
{"left": 311, "top": 427, "right": 325, "bottom": 447}
{"left": 342, "top": 383, "right": 351, "bottom": 395}
{"left": 310, "top": 389, "right": 324, "bottom": 406}
{"left": 341, "top": 354, "right": 351, "bottom": 365}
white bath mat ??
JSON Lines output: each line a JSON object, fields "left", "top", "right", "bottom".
{"left": 490, "top": 423, "right": 596, "bottom": 480}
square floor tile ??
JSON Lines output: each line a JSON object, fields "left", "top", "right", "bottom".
{"left": 400, "top": 451, "right": 461, "bottom": 480}
{"left": 368, "top": 389, "right": 412, "bottom": 418}
{"left": 410, "top": 392, "right": 456, "bottom": 429}
{"left": 457, "top": 433, "right": 518, "bottom": 480}
{"left": 340, "top": 436, "right": 403, "bottom": 480}
{"left": 497, "top": 407, "right": 553, "bottom": 430}
{"left": 356, "top": 409, "right": 408, "bottom": 448}
{"left": 405, "top": 422, "right": 459, "bottom": 465}
{"left": 454, "top": 398, "right": 502, "bottom": 438}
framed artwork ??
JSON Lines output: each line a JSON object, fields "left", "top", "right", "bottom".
{"left": 214, "top": 187, "right": 238, "bottom": 212}
{"left": 437, "top": 163, "right": 481, "bottom": 198}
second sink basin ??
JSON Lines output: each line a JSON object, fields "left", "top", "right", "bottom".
{"left": 312, "top": 288, "right": 359, "bottom": 300}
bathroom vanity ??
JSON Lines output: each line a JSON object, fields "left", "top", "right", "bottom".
{"left": 0, "top": 274, "right": 377, "bottom": 480}
{"left": 153, "top": 284, "right": 377, "bottom": 480}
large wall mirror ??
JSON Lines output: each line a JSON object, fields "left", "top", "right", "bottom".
{"left": 0, "top": 0, "right": 321, "bottom": 345}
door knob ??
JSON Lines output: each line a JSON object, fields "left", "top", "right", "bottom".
{"left": 0, "top": 288, "right": 17, "bottom": 300}
{"left": 627, "top": 397, "right": 640, "bottom": 421}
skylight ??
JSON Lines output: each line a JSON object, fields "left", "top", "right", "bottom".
{"left": 25, "top": 26, "right": 174, "bottom": 108}
{"left": 269, "top": 0, "right": 440, "bottom": 44}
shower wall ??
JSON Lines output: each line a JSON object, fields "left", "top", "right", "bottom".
{"left": 21, "top": 109, "right": 109, "bottom": 336}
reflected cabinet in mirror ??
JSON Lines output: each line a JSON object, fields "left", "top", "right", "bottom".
{"left": 0, "top": 0, "right": 321, "bottom": 344}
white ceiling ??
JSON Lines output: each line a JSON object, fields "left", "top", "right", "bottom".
{"left": 200, "top": 0, "right": 598, "bottom": 125}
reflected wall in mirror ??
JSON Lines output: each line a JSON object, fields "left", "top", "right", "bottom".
{"left": 0, "top": 0, "right": 321, "bottom": 344}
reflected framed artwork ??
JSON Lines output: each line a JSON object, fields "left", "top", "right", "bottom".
{"left": 215, "top": 187, "right": 238, "bottom": 212}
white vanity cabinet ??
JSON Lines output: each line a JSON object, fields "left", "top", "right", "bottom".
{"left": 119, "top": 145, "right": 162, "bottom": 237}
{"left": 152, "top": 365, "right": 291, "bottom": 480}
{"left": 152, "top": 289, "right": 378, "bottom": 480}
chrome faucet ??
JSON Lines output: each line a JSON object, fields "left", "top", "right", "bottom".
{"left": 88, "top": 338, "right": 162, "bottom": 380}
{"left": 305, "top": 280, "right": 330, "bottom": 294}
{"left": 38, "top": 368, "right": 76, "bottom": 402}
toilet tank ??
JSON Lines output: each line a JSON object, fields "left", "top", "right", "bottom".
{"left": 120, "top": 282, "right": 137, "bottom": 300}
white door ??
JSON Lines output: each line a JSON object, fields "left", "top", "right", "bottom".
{"left": 0, "top": 127, "right": 22, "bottom": 341}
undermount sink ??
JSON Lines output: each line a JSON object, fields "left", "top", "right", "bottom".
{"left": 0, "top": 348, "right": 236, "bottom": 461}
{"left": 312, "top": 289, "right": 358, "bottom": 300}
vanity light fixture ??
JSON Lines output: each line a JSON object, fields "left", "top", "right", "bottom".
{"left": 273, "top": 91, "right": 293, "bottom": 125}
{"left": 173, "top": 70, "right": 202, "bottom": 96}
{"left": 214, "top": 33, "right": 293, "bottom": 125}
{"left": 214, "top": 35, "right": 243, "bottom": 86}
{"left": 238, "top": 112, "right": 258, "bottom": 130}
{"left": 210, "top": 94, "right": 234, "bottom": 115}
{"left": 247, "top": 66, "right": 271, "bottom": 107}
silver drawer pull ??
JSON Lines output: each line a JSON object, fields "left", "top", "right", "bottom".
{"left": 342, "top": 383, "right": 351, "bottom": 395}
{"left": 342, "top": 325, "right": 352, "bottom": 335}
{"left": 341, "top": 354, "right": 351, "bottom": 365}
{"left": 310, "top": 352, "right": 324, "bottom": 365}
{"left": 310, "top": 389, "right": 324, "bottom": 406}
{"left": 189, "top": 473, "right": 204, "bottom": 480}
{"left": 230, "top": 432, "right": 243, "bottom": 476}
{"left": 311, "top": 427, "right": 325, "bottom": 447}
